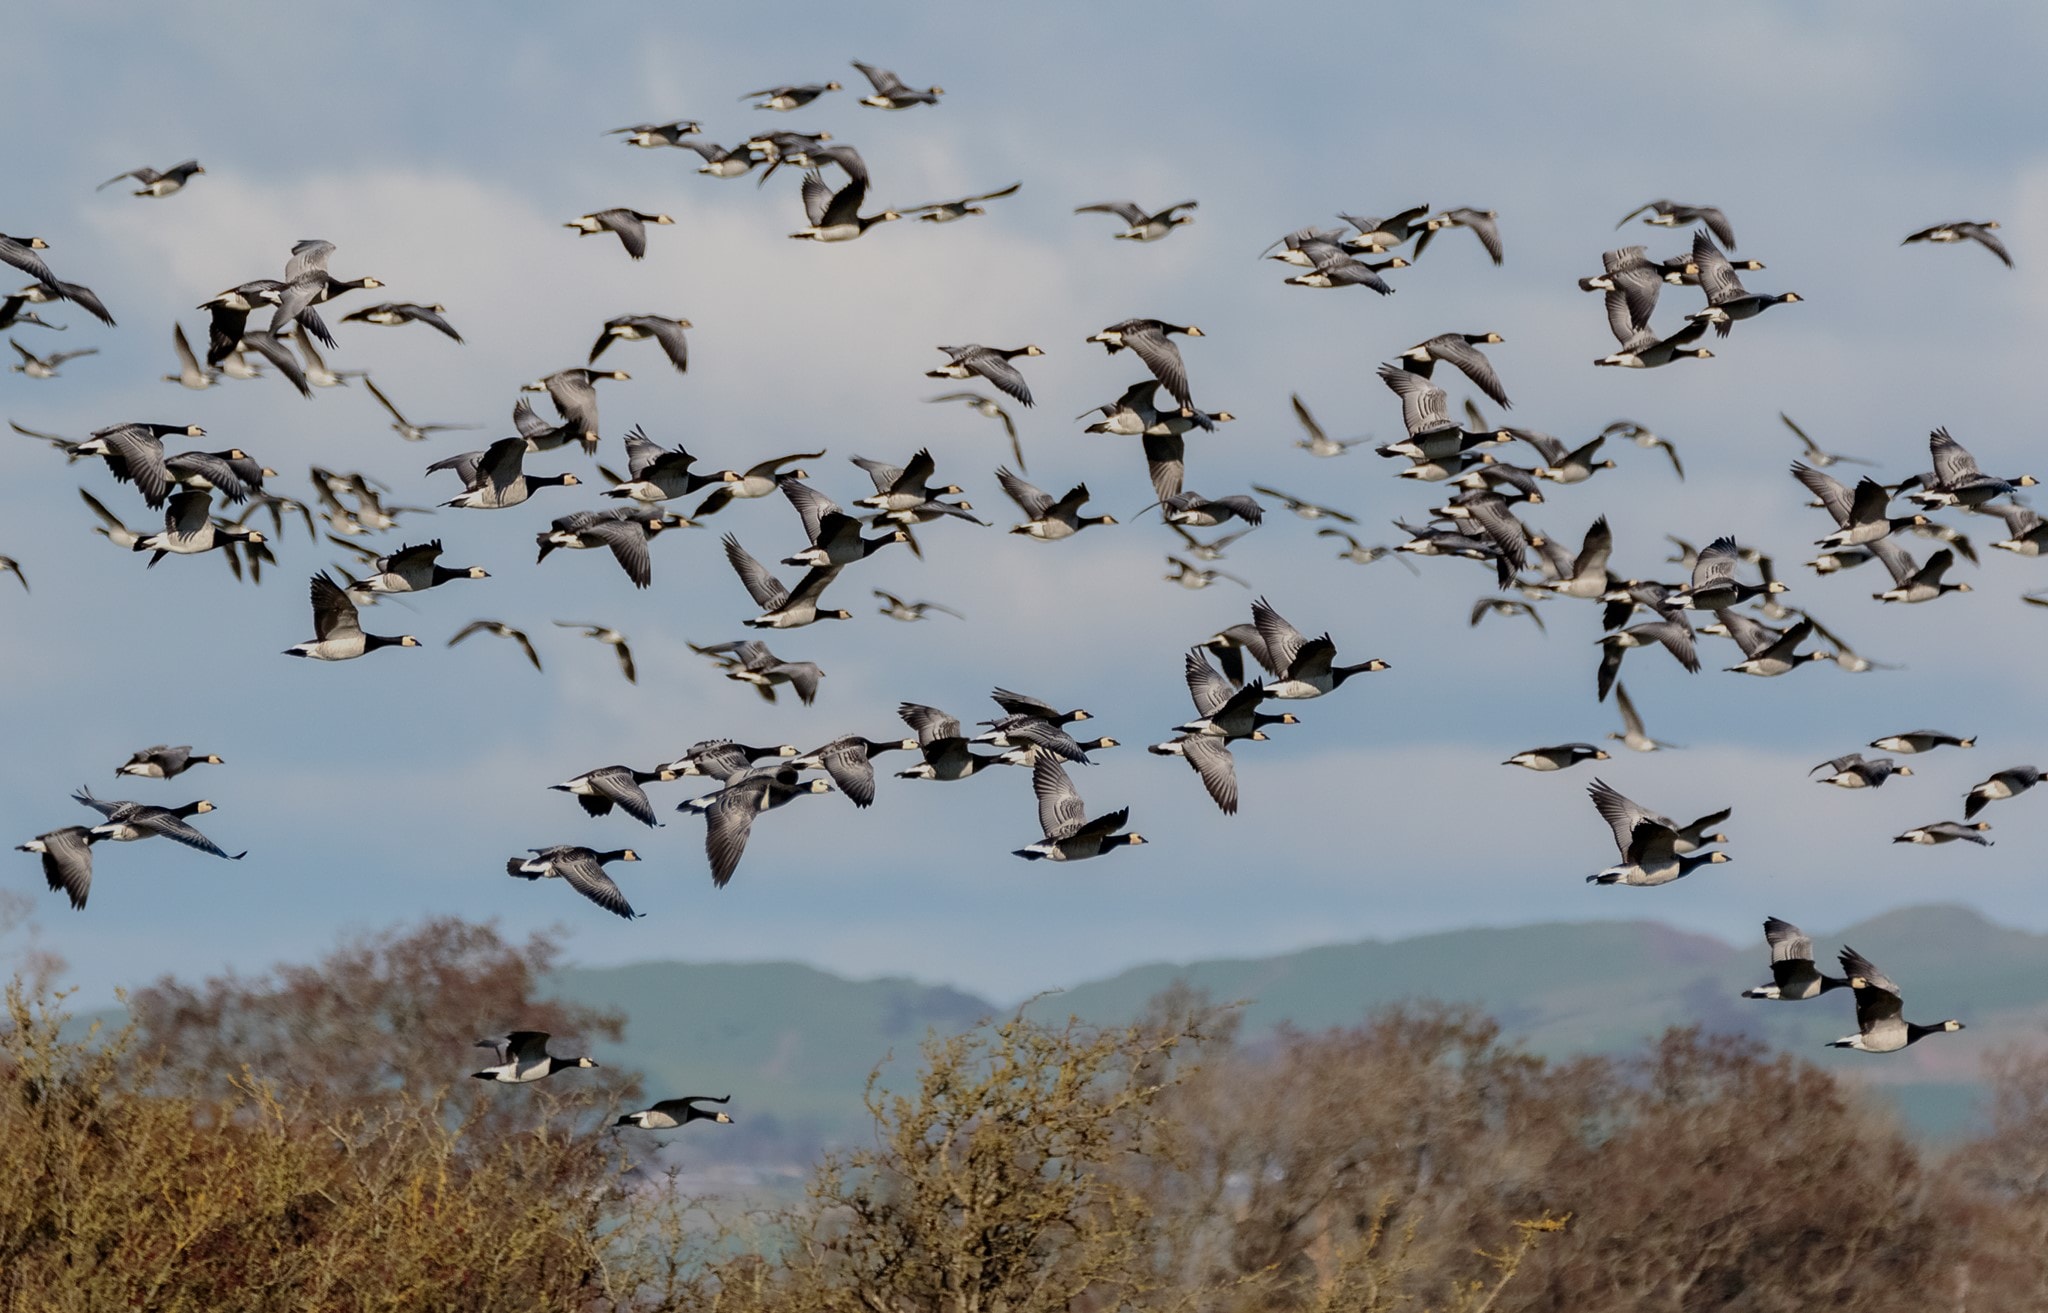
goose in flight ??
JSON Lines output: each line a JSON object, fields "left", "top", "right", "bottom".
{"left": 1902, "top": 220, "right": 2009, "bottom": 268}
{"left": 851, "top": 60, "right": 943, "bottom": 108}
{"left": 97, "top": 159, "right": 205, "bottom": 197}
{"left": 1074, "top": 199, "right": 1197, "bottom": 242}
{"left": 506, "top": 847, "right": 642, "bottom": 919}
{"left": 1014, "top": 758, "right": 1145, "bottom": 862}
{"left": 564, "top": 208, "right": 675, "bottom": 260}
{"left": 1828, "top": 949, "right": 1965, "bottom": 1052}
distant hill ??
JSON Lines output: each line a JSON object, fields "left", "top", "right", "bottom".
{"left": 550, "top": 905, "right": 2048, "bottom": 1164}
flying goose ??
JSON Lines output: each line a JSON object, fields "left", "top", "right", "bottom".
{"left": 361, "top": 376, "right": 474, "bottom": 442}
{"left": 616, "top": 1095, "right": 734, "bottom": 1129}
{"left": 926, "top": 344, "right": 1043, "bottom": 406}
{"left": 1087, "top": 319, "right": 1200, "bottom": 411}
{"left": 1595, "top": 613, "right": 1699, "bottom": 702}
{"left": 703, "top": 767, "right": 833, "bottom": 886}
{"left": 1985, "top": 502, "right": 2048, "bottom": 556}
{"left": 1014, "top": 758, "right": 1144, "bottom": 862}
{"left": 874, "top": 590, "right": 962, "bottom": 621}
{"left": 722, "top": 534, "right": 851, "bottom": 628}
{"left": 335, "top": 299, "right": 460, "bottom": 344}
{"left": 1894, "top": 821, "right": 1994, "bottom": 846}
{"left": 608, "top": 119, "right": 701, "bottom": 146}
{"left": 1175, "top": 650, "right": 1297, "bottom": 742}
{"left": 772, "top": 479, "right": 900, "bottom": 568}
{"left": 16, "top": 827, "right": 98, "bottom": 909}
{"left": 72, "top": 786, "right": 243, "bottom": 859}
{"left": 132, "top": 490, "right": 264, "bottom": 567}
{"left": 554, "top": 621, "right": 636, "bottom": 683}
{"left": 1907, "top": 427, "right": 2037, "bottom": 509}
{"left": 1538, "top": 516, "right": 1615, "bottom": 599}
{"left": 1171, "top": 524, "right": 1245, "bottom": 561}
{"left": 927, "top": 392, "right": 1025, "bottom": 467}
{"left": 1247, "top": 597, "right": 1389, "bottom": 700}
{"left": 162, "top": 323, "right": 219, "bottom": 389}
{"left": 1870, "top": 730, "right": 1973, "bottom": 755}
{"left": 682, "top": 139, "right": 761, "bottom": 177}
{"left": 507, "top": 846, "right": 641, "bottom": 919}
{"left": 1471, "top": 597, "right": 1546, "bottom": 633}
{"left": 564, "top": 208, "right": 674, "bottom": 260}
{"left": 1504, "top": 743, "right": 1609, "bottom": 772}
{"left": 902, "top": 182, "right": 1022, "bottom": 223}
{"left": 0, "top": 291, "right": 61, "bottom": 331}
{"left": 1075, "top": 200, "right": 1196, "bottom": 242}
{"left": 693, "top": 451, "right": 823, "bottom": 518}
{"left": 536, "top": 510, "right": 667, "bottom": 589}
{"left": 788, "top": 736, "right": 920, "bottom": 809}
{"left": 97, "top": 159, "right": 205, "bottom": 197}
{"left": 1150, "top": 731, "right": 1253, "bottom": 816}
{"left": 117, "top": 745, "right": 224, "bottom": 780}
{"left": 1577, "top": 245, "right": 1664, "bottom": 329}
{"left": 429, "top": 436, "right": 581, "bottom": 509}
{"left": 690, "top": 638, "right": 822, "bottom": 704}
{"left": 1165, "top": 556, "right": 1247, "bottom": 590}
{"left": 1250, "top": 486, "right": 1355, "bottom": 524}
{"left": 1517, "top": 430, "right": 1616, "bottom": 484}
{"left": 1289, "top": 394, "right": 1369, "bottom": 457}
{"left": 447, "top": 620, "right": 541, "bottom": 671}
{"left": 473, "top": 1031, "right": 600, "bottom": 1082}
{"left": 9, "top": 338, "right": 96, "bottom": 378}
{"left": 1161, "top": 491, "right": 1263, "bottom": 529}
{"left": 789, "top": 171, "right": 899, "bottom": 241}
{"left": 1281, "top": 248, "right": 1406, "bottom": 292}
{"left": 1320, "top": 530, "right": 1415, "bottom": 571}
{"left": 1607, "top": 683, "right": 1680, "bottom": 753}
{"left": 1780, "top": 412, "right": 1872, "bottom": 468}
{"left": 1375, "top": 364, "right": 1508, "bottom": 458}
{"left": 1598, "top": 420, "right": 1684, "bottom": 479}
{"left": 999, "top": 468, "right": 1113, "bottom": 540}
{"left": 1869, "top": 539, "right": 1969, "bottom": 604}
{"left": 1829, "top": 949, "right": 1965, "bottom": 1053}
{"left": 285, "top": 573, "right": 419, "bottom": 660}
{"left": 165, "top": 447, "right": 272, "bottom": 503}
{"left": 1684, "top": 230, "right": 1801, "bottom": 335}
{"left": 1902, "top": 220, "right": 2009, "bottom": 267}
{"left": 353, "top": 539, "right": 488, "bottom": 594}
{"left": 1337, "top": 204, "right": 1431, "bottom": 251}
{"left": 663, "top": 740, "right": 798, "bottom": 781}
{"left": 0, "top": 234, "right": 114, "bottom": 325}
{"left": 1595, "top": 290, "right": 1714, "bottom": 368}
{"left": 1398, "top": 333, "right": 1511, "bottom": 408}
{"left": 1666, "top": 536, "right": 1787, "bottom": 610}
{"left": 851, "top": 60, "right": 942, "bottom": 107}
{"left": 1585, "top": 778, "right": 1729, "bottom": 885}
{"left": 341, "top": 301, "right": 464, "bottom": 342}
{"left": 1790, "top": 609, "right": 1897, "bottom": 674}
{"left": 1794, "top": 463, "right": 1923, "bottom": 548}
{"left": 266, "top": 239, "right": 381, "bottom": 343}
{"left": 1740, "top": 918, "right": 1848, "bottom": 1001}
{"left": 1964, "top": 766, "right": 2041, "bottom": 818}
{"left": 590, "top": 314, "right": 690, "bottom": 371}
{"left": 1813, "top": 754, "right": 1911, "bottom": 788}
{"left": 1717, "top": 613, "right": 1831, "bottom": 678}
{"left": 1415, "top": 207, "right": 1503, "bottom": 263}
{"left": 523, "top": 367, "right": 627, "bottom": 450}
{"left": 1616, "top": 199, "right": 1737, "bottom": 250}
{"left": 553, "top": 764, "right": 677, "bottom": 828}
{"left": 895, "top": 703, "right": 1004, "bottom": 781}
{"left": 742, "top": 82, "right": 842, "bottom": 111}
{"left": 850, "top": 449, "right": 974, "bottom": 514}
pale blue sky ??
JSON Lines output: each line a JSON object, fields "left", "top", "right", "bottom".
{"left": 5, "top": 2, "right": 2048, "bottom": 1002}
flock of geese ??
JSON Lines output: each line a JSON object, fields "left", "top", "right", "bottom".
{"left": 4, "top": 57, "right": 2036, "bottom": 1094}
